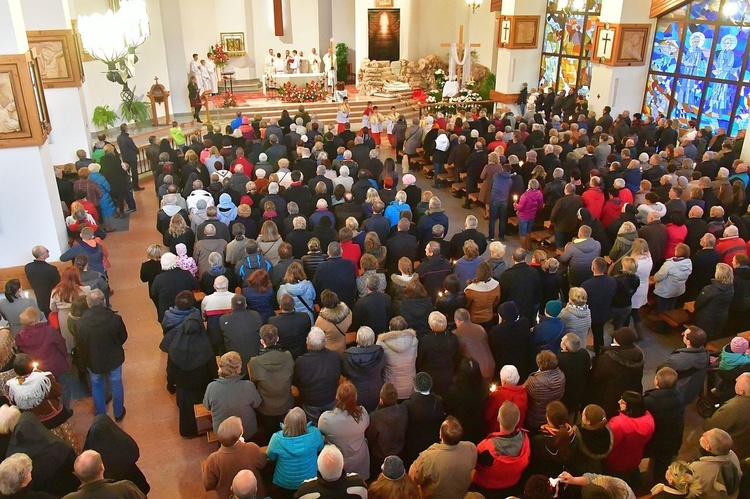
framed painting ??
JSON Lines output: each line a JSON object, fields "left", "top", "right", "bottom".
{"left": 614, "top": 25, "right": 651, "bottom": 66}
{"left": 508, "top": 16, "right": 540, "bottom": 49}
{"left": 220, "top": 32, "right": 246, "bottom": 56}
{"left": 26, "top": 29, "right": 84, "bottom": 88}
{"left": 368, "top": 9, "right": 400, "bottom": 61}
{"left": 0, "top": 52, "right": 50, "bottom": 148}
{"left": 375, "top": 0, "right": 394, "bottom": 6}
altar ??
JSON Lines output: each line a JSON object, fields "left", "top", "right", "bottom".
{"left": 263, "top": 73, "right": 326, "bottom": 95}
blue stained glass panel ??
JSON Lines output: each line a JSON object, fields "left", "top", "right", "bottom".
{"left": 680, "top": 24, "right": 714, "bottom": 78}
{"left": 644, "top": 75, "right": 674, "bottom": 119}
{"left": 651, "top": 20, "right": 682, "bottom": 73}
{"left": 689, "top": 0, "right": 720, "bottom": 21}
{"left": 543, "top": 13, "right": 564, "bottom": 53}
{"left": 713, "top": 26, "right": 748, "bottom": 82}
{"left": 732, "top": 86, "right": 750, "bottom": 136}
{"left": 700, "top": 81, "right": 737, "bottom": 132}
{"left": 720, "top": 0, "right": 750, "bottom": 22}
{"left": 672, "top": 78, "right": 704, "bottom": 127}
{"left": 562, "top": 15, "right": 585, "bottom": 56}
{"left": 540, "top": 55, "right": 559, "bottom": 90}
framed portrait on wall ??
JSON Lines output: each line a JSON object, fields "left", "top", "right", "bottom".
{"left": 0, "top": 52, "right": 50, "bottom": 148}
{"left": 375, "top": 0, "right": 394, "bottom": 6}
{"left": 26, "top": 29, "right": 84, "bottom": 88}
{"left": 502, "top": 16, "right": 540, "bottom": 50}
{"left": 615, "top": 25, "right": 651, "bottom": 66}
{"left": 220, "top": 32, "right": 247, "bottom": 56}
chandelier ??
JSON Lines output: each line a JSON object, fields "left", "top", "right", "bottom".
{"left": 77, "top": 0, "right": 150, "bottom": 105}
{"left": 466, "top": 0, "right": 483, "bottom": 14}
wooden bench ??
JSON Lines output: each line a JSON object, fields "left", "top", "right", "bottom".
{"left": 507, "top": 217, "right": 519, "bottom": 227}
{"left": 451, "top": 182, "right": 466, "bottom": 194}
{"left": 658, "top": 308, "right": 692, "bottom": 328}
{"left": 0, "top": 260, "right": 70, "bottom": 291}
{"left": 467, "top": 183, "right": 483, "bottom": 203}
{"left": 436, "top": 164, "right": 455, "bottom": 183}
{"left": 194, "top": 404, "right": 217, "bottom": 443}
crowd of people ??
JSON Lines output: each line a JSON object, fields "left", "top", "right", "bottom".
{"left": 1, "top": 98, "right": 750, "bottom": 498}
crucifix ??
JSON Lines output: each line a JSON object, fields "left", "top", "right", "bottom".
{"left": 600, "top": 31, "right": 612, "bottom": 54}
{"left": 440, "top": 25, "right": 481, "bottom": 87}
{"left": 502, "top": 22, "right": 510, "bottom": 42}
{"left": 273, "top": 0, "right": 284, "bottom": 36}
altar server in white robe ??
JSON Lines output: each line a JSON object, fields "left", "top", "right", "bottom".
{"left": 290, "top": 50, "right": 301, "bottom": 74}
{"left": 369, "top": 105, "right": 385, "bottom": 146}
{"left": 323, "top": 50, "right": 336, "bottom": 89}
{"left": 199, "top": 60, "right": 211, "bottom": 95}
{"left": 273, "top": 53, "right": 286, "bottom": 74}
{"left": 336, "top": 97, "right": 350, "bottom": 133}
{"left": 309, "top": 48, "right": 321, "bottom": 73}
{"left": 206, "top": 53, "right": 219, "bottom": 95}
{"left": 265, "top": 49, "right": 275, "bottom": 76}
{"left": 189, "top": 54, "right": 203, "bottom": 92}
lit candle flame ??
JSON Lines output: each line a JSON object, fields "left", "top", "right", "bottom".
{"left": 490, "top": 383, "right": 497, "bottom": 392}
{"left": 438, "top": 291, "right": 443, "bottom": 297}
{"left": 32, "top": 362, "right": 38, "bottom": 370}
{"left": 513, "top": 194, "right": 518, "bottom": 202}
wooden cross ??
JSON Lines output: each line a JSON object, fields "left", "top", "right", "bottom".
{"left": 273, "top": 0, "right": 283, "bottom": 36}
{"left": 440, "top": 25, "right": 481, "bottom": 87}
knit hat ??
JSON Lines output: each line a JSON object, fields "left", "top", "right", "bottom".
{"left": 402, "top": 174, "right": 416, "bottom": 186}
{"left": 381, "top": 456, "right": 405, "bottom": 480}
{"left": 545, "top": 300, "right": 563, "bottom": 317}
{"left": 731, "top": 337, "right": 749, "bottom": 353}
{"left": 612, "top": 327, "right": 637, "bottom": 346}
{"left": 413, "top": 372, "right": 433, "bottom": 392}
{"left": 161, "top": 252, "right": 178, "bottom": 270}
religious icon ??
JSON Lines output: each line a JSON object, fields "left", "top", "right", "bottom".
{"left": 708, "top": 34, "right": 738, "bottom": 114}
{"left": 220, "top": 33, "right": 246, "bottom": 56}
{"left": 595, "top": 28, "right": 615, "bottom": 59}
{"left": 25, "top": 30, "right": 83, "bottom": 88}
{"left": 0, "top": 72, "right": 21, "bottom": 133}
{"left": 618, "top": 28, "right": 647, "bottom": 63}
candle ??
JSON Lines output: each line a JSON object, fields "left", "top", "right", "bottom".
{"left": 438, "top": 291, "right": 443, "bottom": 297}
{"left": 513, "top": 194, "right": 518, "bottom": 202}
{"left": 32, "top": 362, "right": 38, "bottom": 370}
{"left": 490, "top": 383, "right": 497, "bottom": 392}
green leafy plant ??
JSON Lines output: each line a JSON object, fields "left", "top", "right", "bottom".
{"left": 91, "top": 105, "right": 118, "bottom": 131}
{"left": 476, "top": 71, "right": 496, "bottom": 101}
{"left": 118, "top": 99, "right": 150, "bottom": 127}
{"left": 335, "top": 42, "right": 348, "bottom": 83}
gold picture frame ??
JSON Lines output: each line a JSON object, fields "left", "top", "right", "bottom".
{"left": 0, "top": 51, "right": 51, "bottom": 148}
{"left": 615, "top": 25, "right": 651, "bottom": 66}
{"left": 375, "top": 0, "right": 394, "bottom": 6}
{"left": 220, "top": 32, "right": 247, "bottom": 57}
{"left": 26, "top": 29, "right": 84, "bottom": 88}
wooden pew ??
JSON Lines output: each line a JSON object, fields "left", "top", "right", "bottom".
{"left": 0, "top": 260, "right": 70, "bottom": 291}
{"left": 706, "top": 330, "right": 750, "bottom": 354}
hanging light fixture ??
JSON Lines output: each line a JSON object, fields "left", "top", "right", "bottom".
{"left": 77, "top": 0, "right": 150, "bottom": 105}
{"left": 466, "top": 0, "right": 484, "bottom": 14}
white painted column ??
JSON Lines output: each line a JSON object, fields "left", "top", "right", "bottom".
{"left": 495, "top": 0, "right": 547, "bottom": 109}
{"left": 0, "top": 0, "right": 68, "bottom": 265}
{"left": 22, "top": 0, "right": 91, "bottom": 164}
{"left": 588, "top": 0, "right": 656, "bottom": 116}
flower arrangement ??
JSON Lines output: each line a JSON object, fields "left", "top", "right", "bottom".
{"left": 210, "top": 44, "right": 228, "bottom": 68}
{"left": 424, "top": 87, "right": 482, "bottom": 114}
{"left": 222, "top": 91, "right": 237, "bottom": 107}
{"left": 434, "top": 69, "right": 447, "bottom": 92}
{"left": 277, "top": 80, "right": 327, "bottom": 103}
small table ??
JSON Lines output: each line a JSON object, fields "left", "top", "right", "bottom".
{"left": 263, "top": 72, "right": 326, "bottom": 95}
{"left": 221, "top": 71, "right": 235, "bottom": 94}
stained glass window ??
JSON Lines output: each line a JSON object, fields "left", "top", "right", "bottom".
{"left": 644, "top": 0, "right": 750, "bottom": 137}
{"left": 539, "top": 0, "right": 601, "bottom": 93}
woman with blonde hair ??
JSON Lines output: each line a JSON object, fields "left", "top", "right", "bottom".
{"left": 609, "top": 221, "right": 637, "bottom": 266}
{"left": 202, "top": 351, "right": 262, "bottom": 439}
{"left": 384, "top": 190, "right": 410, "bottom": 226}
{"left": 277, "top": 262, "right": 316, "bottom": 322}
{"left": 204, "top": 145, "right": 224, "bottom": 173}
{"left": 693, "top": 263, "right": 735, "bottom": 340}
{"left": 630, "top": 237, "right": 653, "bottom": 338}
{"left": 50, "top": 267, "right": 91, "bottom": 352}
{"left": 163, "top": 213, "right": 195, "bottom": 256}
{"left": 415, "top": 190, "right": 433, "bottom": 221}
{"left": 364, "top": 232, "right": 387, "bottom": 270}
{"left": 266, "top": 407, "right": 325, "bottom": 494}
{"left": 387, "top": 257, "right": 418, "bottom": 301}
{"left": 650, "top": 461, "right": 702, "bottom": 498}
{"left": 362, "top": 188, "right": 381, "bottom": 217}
{"left": 559, "top": 287, "right": 592, "bottom": 348}
{"left": 140, "top": 244, "right": 163, "bottom": 312}
{"left": 318, "top": 382, "right": 371, "bottom": 480}
{"left": 256, "top": 220, "right": 282, "bottom": 265}
{"left": 314, "top": 290, "right": 352, "bottom": 355}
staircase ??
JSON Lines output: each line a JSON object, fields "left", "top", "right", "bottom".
{"left": 232, "top": 78, "right": 263, "bottom": 93}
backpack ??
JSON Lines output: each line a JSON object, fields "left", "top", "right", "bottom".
{"left": 237, "top": 253, "right": 272, "bottom": 280}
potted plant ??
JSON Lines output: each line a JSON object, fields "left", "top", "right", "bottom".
{"left": 91, "top": 105, "right": 118, "bottom": 132}
{"left": 335, "top": 42, "right": 348, "bottom": 90}
{"left": 118, "top": 99, "right": 151, "bottom": 128}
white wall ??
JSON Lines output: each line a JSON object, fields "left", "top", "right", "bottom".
{"left": 332, "top": 0, "right": 355, "bottom": 62}
{"left": 495, "top": 0, "right": 546, "bottom": 96}
{"left": 71, "top": 0, "right": 175, "bottom": 131}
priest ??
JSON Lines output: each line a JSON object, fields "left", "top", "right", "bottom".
{"left": 309, "top": 48, "right": 321, "bottom": 73}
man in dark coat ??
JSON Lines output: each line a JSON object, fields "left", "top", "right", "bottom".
{"left": 581, "top": 257, "right": 617, "bottom": 353}
{"left": 550, "top": 184, "right": 583, "bottom": 247}
{"left": 417, "top": 241, "right": 453, "bottom": 302}
{"left": 499, "top": 248, "right": 542, "bottom": 323}
{"left": 116, "top": 124, "right": 142, "bottom": 190}
{"left": 77, "top": 290, "right": 128, "bottom": 421}
{"left": 24, "top": 245, "right": 60, "bottom": 317}
{"left": 402, "top": 372, "right": 445, "bottom": 468}
{"left": 362, "top": 201, "right": 391, "bottom": 244}
{"left": 65, "top": 450, "right": 146, "bottom": 499}
{"left": 659, "top": 326, "right": 711, "bottom": 405}
{"left": 352, "top": 275, "right": 392, "bottom": 336}
{"left": 638, "top": 211, "right": 668, "bottom": 270}
{"left": 644, "top": 367, "right": 686, "bottom": 480}
{"left": 587, "top": 327, "right": 644, "bottom": 417}
{"left": 556, "top": 333, "right": 591, "bottom": 416}
{"left": 449, "top": 215, "right": 488, "bottom": 260}
{"left": 386, "top": 218, "right": 417, "bottom": 275}
{"left": 351, "top": 136, "right": 371, "bottom": 168}
{"left": 268, "top": 294, "right": 310, "bottom": 359}
{"left": 219, "top": 294, "right": 262, "bottom": 376}
{"left": 150, "top": 252, "right": 200, "bottom": 322}
{"left": 365, "top": 384, "right": 408, "bottom": 479}
{"left": 294, "top": 327, "right": 341, "bottom": 421}
{"left": 312, "top": 242, "right": 357, "bottom": 308}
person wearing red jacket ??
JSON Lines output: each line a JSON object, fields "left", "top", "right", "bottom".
{"left": 715, "top": 225, "right": 748, "bottom": 265}
{"left": 484, "top": 365, "right": 528, "bottom": 433}
{"left": 601, "top": 190, "right": 626, "bottom": 228}
{"left": 473, "top": 400, "right": 531, "bottom": 496}
{"left": 604, "top": 390, "right": 655, "bottom": 483}
{"left": 582, "top": 176, "right": 606, "bottom": 220}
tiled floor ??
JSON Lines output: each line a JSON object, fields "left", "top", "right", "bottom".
{"left": 64, "top": 143, "right": 700, "bottom": 497}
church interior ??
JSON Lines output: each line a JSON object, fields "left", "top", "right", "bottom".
{"left": 1, "top": 0, "right": 750, "bottom": 497}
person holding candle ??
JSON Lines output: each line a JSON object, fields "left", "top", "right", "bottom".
{"left": 513, "top": 179, "right": 545, "bottom": 251}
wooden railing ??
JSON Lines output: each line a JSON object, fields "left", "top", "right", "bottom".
{"left": 133, "top": 126, "right": 204, "bottom": 176}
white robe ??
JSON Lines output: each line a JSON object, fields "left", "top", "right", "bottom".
{"left": 273, "top": 57, "right": 286, "bottom": 74}
{"left": 322, "top": 52, "right": 336, "bottom": 87}
{"left": 205, "top": 59, "right": 219, "bottom": 94}
{"left": 189, "top": 59, "right": 203, "bottom": 91}
{"left": 290, "top": 55, "right": 301, "bottom": 74}
{"left": 199, "top": 65, "right": 211, "bottom": 95}
{"left": 309, "top": 53, "right": 321, "bottom": 73}
{"left": 265, "top": 55, "right": 275, "bottom": 76}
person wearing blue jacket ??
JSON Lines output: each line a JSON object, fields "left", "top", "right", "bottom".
{"left": 488, "top": 164, "right": 514, "bottom": 241}
{"left": 277, "top": 262, "right": 316, "bottom": 323}
{"left": 266, "top": 407, "right": 325, "bottom": 494}
{"left": 416, "top": 197, "right": 450, "bottom": 249}
{"left": 531, "top": 300, "right": 567, "bottom": 354}
{"left": 384, "top": 190, "right": 411, "bottom": 227}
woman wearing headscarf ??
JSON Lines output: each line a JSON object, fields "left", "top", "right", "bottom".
{"left": 4, "top": 409, "right": 79, "bottom": 496}
{"left": 159, "top": 290, "right": 218, "bottom": 436}
{"left": 83, "top": 414, "right": 150, "bottom": 495}
{"left": 216, "top": 193, "right": 237, "bottom": 226}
